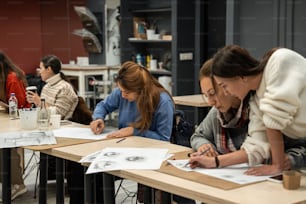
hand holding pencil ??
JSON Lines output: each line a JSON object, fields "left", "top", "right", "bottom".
{"left": 190, "top": 144, "right": 219, "bottom": 157}
{"left": 187, "top": 146, "right": 220, "bottom": 169}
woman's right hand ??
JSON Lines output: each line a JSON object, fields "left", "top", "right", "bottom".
{"left": 90, "top": 119, "right": 105, "bottom": 135}
{"left": 26, "top": 91, "right": 40, "bottom": 106}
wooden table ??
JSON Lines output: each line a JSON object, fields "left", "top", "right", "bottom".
{"left": 172, "top": 94, "right": 211, "bottom": 125}
{"left": 172, "top": 94, "right": 210, "bottom": 107}
{"left": 0, "top": 112, "right": 97, "bottom": 204}
{"left": 52, "top": 136, "right": 190, "bottom": 204}
{"left": 51, "top": 137, "right": 306, "bottom": 204}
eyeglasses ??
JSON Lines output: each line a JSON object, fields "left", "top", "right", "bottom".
{"left": 202, "top": 89, "right": 217, "bottom": 101}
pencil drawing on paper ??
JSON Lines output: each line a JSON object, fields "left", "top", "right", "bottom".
{"left": 94, "top": 161, "right": 117, "bottom": 170}
{"left": 125, "top": 156, "right": 145, "bottom": 162}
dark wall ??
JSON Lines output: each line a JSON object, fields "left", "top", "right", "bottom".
{"left": 0, "top": 0, "right": 87, "bottom": 74}
{"left": 227, "top": 0, "right": 306, "bottom": 58}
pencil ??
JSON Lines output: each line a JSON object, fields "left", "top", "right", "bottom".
{"left": 199, "top": 147, "right": 211, "bottom": 156}
{"left": 184, "top": 147, "right": 211, "bottom": 167}
{"left": 116, "top": 137, "right": 126, "bottom": 143}
{"left": 187, "top": 147, "right": 211, "bottom": 157}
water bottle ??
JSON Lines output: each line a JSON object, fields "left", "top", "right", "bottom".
{"left": 136, "top": 53, "right": 142, "bottom": 65}
{"left": 38, "top": 98, "right": 49, "bottom": 130}
{"left": 9, "top": 93, "right": 18, "bottom": 120}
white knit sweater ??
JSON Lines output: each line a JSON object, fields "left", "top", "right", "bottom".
{"left": 242, "top": 48, "right": 306, "bottom": 166}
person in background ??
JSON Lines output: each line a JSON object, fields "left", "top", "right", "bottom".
{"left": 189, "top": 58, "right": 306, "bottom": 173}
{"left": 209, "top": 45, "right": 306, "bottom": 175}
{"left": 0, "top": 50, "right": 30, "bottom": 109}
{"left": 26, "top": 55, "right": 78, "bottom": 119}
{"left": 90, "top": 61, "right": 174, "bottom": 203}
{"left": 0, "top": 50, "right": 30, "bottom": 200}
{"left": 90, "top": 61, "right": 174, "bottom": 140}
{"left": 26, "top": 55, "right": 82, "bottom": 204}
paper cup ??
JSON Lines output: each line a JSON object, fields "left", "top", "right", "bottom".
{"left": 146, "top": 29, "right": 155, "bottom": 40}
{"left": 150, "top": 59, "right": 157, "bottom": 70}
{"left": 283, "top": 170, "right": 301, "bottom": 190}
{"left": 26, "top": 86, "right": 37, "bottom": 94}
{"left": 49, "top": 114, "right": 61, "bottom": 129}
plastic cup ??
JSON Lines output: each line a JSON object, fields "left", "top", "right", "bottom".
{"left": 283, "top": 170, "right": 301, "bottom": 190}
{"left": 49, "top": 114, "right": 61, "bottom": 129}
{"left": 19, "top": 108, "right": 38, "bottom": 130}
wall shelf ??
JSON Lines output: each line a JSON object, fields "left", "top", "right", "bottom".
{"left": 128, "top": 38, "right": 171, "bottom": 43}
{"left": 130, "top": 7, "right": 171, "bottom": 13}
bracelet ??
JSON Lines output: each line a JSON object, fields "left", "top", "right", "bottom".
{"left": 214, "top": 156, "right": 220, "bottom": 168}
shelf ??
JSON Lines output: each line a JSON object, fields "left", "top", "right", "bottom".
{"left": 130, "top": 7, "right": 171, "bottom": 13}
{"left": 128, "top": 38, "right": 171, "bottom": 43}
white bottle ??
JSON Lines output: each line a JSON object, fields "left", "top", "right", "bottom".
{"left": 38, "top": 98, "right": 49, "bottom": 130}
{"left": 8, "top": 93, "right": 18, "bottom": 120}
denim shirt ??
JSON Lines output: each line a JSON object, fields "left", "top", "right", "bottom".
{"left": 93, "top": 88, "right": 174, "bottom": 141}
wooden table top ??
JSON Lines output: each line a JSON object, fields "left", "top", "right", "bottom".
{"left": 0, "top": 112, "right": 97, "bottom": 150}
{"left": 172, "top": 94, "right": 210, "bottom": 107}
{"left": 50, "top": 136, "right": 306, "bottom": 204}
{"left": 51, "top": 136, "right": 190, "bottom": 162}
{"left": 52, "top": 136, "right": 306, "bottom": 204}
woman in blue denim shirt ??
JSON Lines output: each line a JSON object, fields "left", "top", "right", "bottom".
{"left": 90, "top": 61, "right": 174, "bottom": 141}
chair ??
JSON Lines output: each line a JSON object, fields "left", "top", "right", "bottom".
{"left": 23, "top": 150, "right": 40, "bottom": 198}
{"left": 115, "top": 179, "right": 137, "bottom": 204}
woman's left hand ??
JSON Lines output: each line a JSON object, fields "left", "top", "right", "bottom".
{"left": 107, "top": 127, "right": 134, "bottom": 138}
{"left": 188, "top": 155, "right": 216, "bottom": 169}
{"left": 244, "top": 164, "right": 282, "bottom": 176}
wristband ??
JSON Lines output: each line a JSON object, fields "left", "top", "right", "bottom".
{"left": 214, "top": 156, "right": 220, "bottom": 168}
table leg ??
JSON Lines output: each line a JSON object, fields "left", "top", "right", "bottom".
{"left": 56, "top": 157, "right": 65, "bottom": 203}
{"left": 84, "top": 171, "right": 95, "bottom": 204}
{"left": 103, "top": 173, "right": 115, "bottom": 204}
{"left": 1, "top": 148, "right": 11, "bottom": 204}
{"left": 161, "top": 191, "right": 172, "bottom": 204}
{"left": 143, "top": 186, "right": 153, "bottom": 204}
{"left": 39, "top": 153, "right": 48, "bottom": 204}
{"left": 95, "top": 173, "right": 104, "bottom": 203}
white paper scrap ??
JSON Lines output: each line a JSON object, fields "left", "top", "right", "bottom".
{"left": 52, "top": 127, "right": 116, "bottom": 140}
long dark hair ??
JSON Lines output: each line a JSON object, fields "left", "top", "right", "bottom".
{"left": 0, "top": 50, "right": 28, "bottom": 102}
{"left": 115, "top": 61, "right": 172, "bottom": 131}
{"left": 211, "top": 45, "right": 262, "bottom": 78}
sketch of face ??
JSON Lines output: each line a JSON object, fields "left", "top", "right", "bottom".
{"left": 95, "top": 161, "right": 116, "bottom": 170}
{"left": 125, "top": 156, "right": 145, "bottom": 162}
{"left": 109, "top": 35, "right": 120, "bottom": 56}
{"left": 106, "top": 7, "right": 120, "bottom": 65}
{"left": 103, "top": 152, "right": 120, "bottom": 157}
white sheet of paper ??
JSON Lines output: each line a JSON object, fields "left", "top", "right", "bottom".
{"left": 80, "top": 150, "right": 173, "bottom": 164}
{"left": 79, "top": 149, "right": 104, "bottom": 163}
{"left": 0, "top": 131, "right": 56, "bottom": 148}
{"left": 52, "top": 127, "right": 116, "bottom": 140}
{"left": 167, "top": 160, "right": 270, "bottom": 185}
{"left": 86, "top": 147, "right": 169, "bottom": 174}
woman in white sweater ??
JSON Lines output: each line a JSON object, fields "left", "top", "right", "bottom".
{"left": 211, "top": 45, "right": 306, "bottom": 176}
